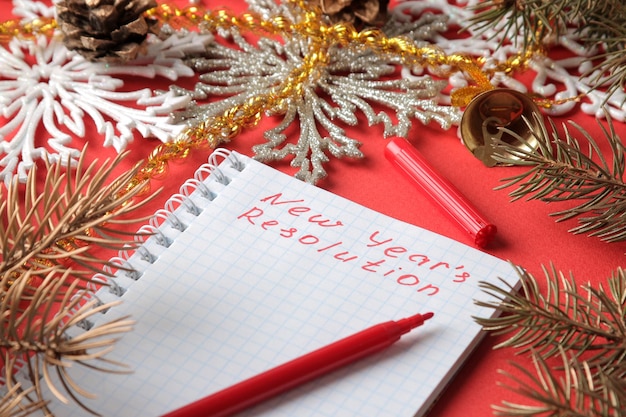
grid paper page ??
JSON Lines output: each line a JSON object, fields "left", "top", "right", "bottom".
{"left": 47, "top": 151, "right": 518, "bottom": 417}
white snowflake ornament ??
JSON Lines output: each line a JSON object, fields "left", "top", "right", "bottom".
{"left": 0, "top": 2, "right": 213, "bottom": 183}
{"left": 0, "top": 31, "right": 215, "bottom": 183}
{"left": 11, "top": 0, "right": 57, "bottom": 20}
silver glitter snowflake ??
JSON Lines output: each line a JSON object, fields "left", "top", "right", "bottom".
{"left": 0, "top": 2, "right": 212, "bottom": 183}
{"left": 170, "top": 6, "right": 459, "bottom": 183}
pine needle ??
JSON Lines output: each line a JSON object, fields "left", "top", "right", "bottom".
{"left": 476, "top": 265, "right": 626, "bottom": 416}
{"left": 466, "top": 0, "right": 626, "bottom": 100}
{"left": 0, "top": 267, "right": 135, "bottom": 415}
{"left": 0, "top": 148, "right": 158, "bottom": 414}
{"left": 493, "top": 114, "right": 626, "bottom": 242}
{"left": 0, "top": 147, "right": 158, "bottom": 281}
{"left": 0, "top": 383, "right": 45, "bottom": 417}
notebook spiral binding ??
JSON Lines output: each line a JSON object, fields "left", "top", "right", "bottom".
{"left": 73, "top": 149, "right": 246, "bottom": 332}
{"left": 0, "top": 149, "right": 246, "bottom": 391}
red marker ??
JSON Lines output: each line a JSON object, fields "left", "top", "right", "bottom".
{"left": 385, "top": 137, "right": 497, "bottom": 248}
{"left": 161, "top": 312, "right": 434, "bottom": 417}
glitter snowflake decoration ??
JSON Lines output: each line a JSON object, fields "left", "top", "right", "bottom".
{"left": 0, "top": 2, "right": 212, "bottom": 183}
{"left": 170, "top": 1, "right": 459, "bottom": 183}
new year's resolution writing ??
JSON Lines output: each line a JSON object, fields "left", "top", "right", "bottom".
{"left": 237, "top": 192, "right": 472, "bottom": 297}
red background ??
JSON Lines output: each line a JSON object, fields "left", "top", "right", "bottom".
{"left": 2, "top": 0, "right": 625, "bottom": 415}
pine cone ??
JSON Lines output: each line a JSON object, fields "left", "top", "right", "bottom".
{"left": 56, "top": 0, "right": 159, "bottom": 63}
{"left": 310, "top": 0, "right": 389, "bottom": 29}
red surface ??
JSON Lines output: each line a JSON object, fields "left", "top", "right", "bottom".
{"left": 2, "top": 1, "right": 625, "bottom": 416}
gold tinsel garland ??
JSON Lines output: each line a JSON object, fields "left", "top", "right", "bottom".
{"left": 131, "top": 1, "right": 500, "bottom": 191}
{"left": 4, "top": 0, "right": 584, "bottom": 216}
{"left": 0, "top": 1, "right": 505, "bottom": 193}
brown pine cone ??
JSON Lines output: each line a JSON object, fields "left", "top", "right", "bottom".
{"left": 56, "top": 0, "right": 159, "bottom": 63}
{"left": 311, "top": 0, "right": 389, "bottom": 29}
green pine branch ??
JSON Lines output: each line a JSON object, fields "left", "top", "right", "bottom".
{"left": 469, "top": 0, "right": 625, "bottom": 49}
{"left": 475, "top": 265, "right": 626, "bottom": 416}
{"left": 467, "top": 0, "right": 626, "bottom": 100}
{"left": 584, "top": 14, "right": 626, "bottom": 100}
{"left": 492, "top": 113, "right": 626, "bottom": 242}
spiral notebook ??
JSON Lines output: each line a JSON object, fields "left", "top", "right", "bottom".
{"left": 41, "top": 149, "right": 517, "bottom": 417}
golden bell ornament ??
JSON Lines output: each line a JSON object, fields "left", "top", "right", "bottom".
{"left": 460, "top": 89, "right": 541, "bottom": 167}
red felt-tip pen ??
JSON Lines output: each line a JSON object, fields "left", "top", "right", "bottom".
{"left": 385, "top": 137, "right": 497, "bottom": 248}
{"left": 161, "top": 312, "right": 434, "bottom": 417}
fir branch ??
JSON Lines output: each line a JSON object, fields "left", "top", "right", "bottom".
{"left": 0, "top": 149, "right": 159, "bottom": 414}
{"left": 583, "top": 14, "right": 626, "bottom": 101}
{"left": 493, "top": 348, "right": 626, "bottom": 416}
{"left": 0, "top": 267, "right": 134, "bottom": 415}
{"left": 492, "top": 114, "right": 626, "bottom": 242}
{"left": 476, "top": 265, "right": 626, "bottom": 416}
{"left": 582, "top": 3, "right": 626, "bottom": 52}
{"left": 0, "top": 383, "right": 45, "bottom": 417}
{"left": 0, "top": 148, "right": 157, "bottom": 282}
{"left": 468, "top": 0, "right": 625, "bottom": 49}
{"left": 475, "top": 265, "right": 625, "bottom": 360}
{"left": 467, "top": 0, "right": 626, "bottom": 99}
{"left": 467, "top": 0, "right": 551, "bottom": 51}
